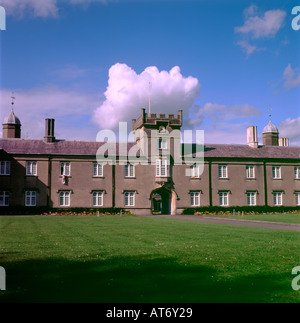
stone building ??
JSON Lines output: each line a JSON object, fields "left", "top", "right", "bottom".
{"left": 0, "top": 106, "right": 300, "bottom": 215}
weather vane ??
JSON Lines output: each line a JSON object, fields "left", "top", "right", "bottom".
{"left": 11, "top": 91, "right": 16, "bottom": 110}
{"left": 268, "top": 106, "right": 272, "bottom": 122}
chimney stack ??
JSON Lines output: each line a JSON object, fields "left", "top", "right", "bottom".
{"left": 247, "top": 126, "right": 258, "bottom": 148}
{"left": 44, "top": 119, "right": 56, "bottom": 143}
{"left": 279, "top": 137, "right": 289, "bottom": 147}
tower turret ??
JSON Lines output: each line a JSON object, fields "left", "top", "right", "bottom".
{"left": 2, "top": 93, "right": 21, "bottom": 139}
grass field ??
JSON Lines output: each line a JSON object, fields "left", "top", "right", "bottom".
{"left": 0, "top": 215, "right": 299, "bottom": 303}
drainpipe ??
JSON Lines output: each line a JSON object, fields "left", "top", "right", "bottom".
{"left": 263, "top": 160, "right": 268, "bottom": 206}
{"left": 209, "top": 161, "right": 212, "bottom": 207}
{"left": 112, "top": 164, "right": 115, "bottom": 208}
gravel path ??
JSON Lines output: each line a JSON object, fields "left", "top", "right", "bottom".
{"left": 138, "top": 214, "right": 300, "bottom": 231}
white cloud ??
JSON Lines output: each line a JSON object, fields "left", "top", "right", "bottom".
{"left": 52, "top": 64, "right": 89, "bottom": 79}
{"left": 278, "top": 117, "right": 300, "bottom": 146}
{"left": 235, "top": 6, "right": 286, "bottom": 56}
{"left": 236, "top": 40, "right": 265, "bottom": 57}
{"left": 189, "top": 102, "right": 262, "bottom": 144}
{"left": 243, "top": 4, "right": 259, "bottom": 18}
{"left": 1, "top": 0, "right": 59, "bottom": 18}
{"left": 93, "top": 63, "right": 200, "bottom": 129}
{"left": 0, "top": 87, "right": 99, "bottom": 140}
{"left": 1, "top": 0, "right": 111, "bottom": 18}
{"left": 235, "top": 8, "right": 286, "bottom": 39}
{"left": 190, "top": 102, "right": 261, "bottom": 126}
{"left": 282, "top": 64, "right": 300, "bottom": 90}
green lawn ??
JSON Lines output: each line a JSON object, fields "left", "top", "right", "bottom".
{"left": 0, "top": 215, "right": 299, "bottom": 303}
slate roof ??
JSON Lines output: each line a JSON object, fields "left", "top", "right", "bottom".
{"left": 0, "top": 138, "right": 299, "bottom": 160}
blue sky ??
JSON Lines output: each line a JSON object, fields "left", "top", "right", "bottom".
{"left": 0, "top": 0, "right": 299, "bottom": 145}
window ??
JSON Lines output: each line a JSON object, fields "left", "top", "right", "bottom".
{"left": 218, "top": 165, "right": 228, "bottom": 178}
{"left": 246, "top": 165, "right": 255, "bottom": 179}
{"left": 156, "top": 159, "right": 169, "bottom": 177}
{"left": 93, "top": 191, "right": 103, "bottom": 206}
{"left": 0, "top": 191, "right": 9, "bottom": 206}
{"left": 0, "top": 161, "right": 10, "bottom": 175}
{"left": 25, "top": 191, "right": 36, "bottom": 206}
{"left": 124, "top": 191, "right": 135, "bottom": 207}
{"left": 219, "top": 192, "right": 229, "bottom": 206}
{"left": 295, "top": 167, "right": 300, "bottom": 179}
{"left": 272, "top": 166, "right": 281, "bottom": 179}
{"left": 93, "top": 162, "right": 103, "bottom": 177}
{"left": 26, "top": 161, "right": 37, "bottom": 176}
{"left": 190, "top": 192, "right": 200, "bottom": 206}
{"left": 125, "top": 163, "right": 135, "bottom": 177}
{"left": 273, "top": 192, "right": 282, "bottom": 206}
{"left": 59, "top": 191, "right": 70, "bottom": 206}
{"left": 60, "top": 162, "right": 70, "bottom": 176}
{"left": 190, "top": 164, "right": 200, "bottom": 178}
{"left": 296, "top": 193, "right": 300, "bottom": 206}
{"left": 247, "top": 192, "right": 256, "bottom": 206}
{"left": 158, "top": 138, "right": 167, "bottom": 149}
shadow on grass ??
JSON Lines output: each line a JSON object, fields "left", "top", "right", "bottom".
{"left": 0, "top": 255, "right": 295, "bottom": 303}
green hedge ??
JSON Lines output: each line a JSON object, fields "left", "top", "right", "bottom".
{"left": 182, "top": 205, "right": 300, "bottom": 215}
{"left": 0, "top": 206, "right": 126, "bottom": 216}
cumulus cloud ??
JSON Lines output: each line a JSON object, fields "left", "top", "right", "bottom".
{"left": 0, "top": 87, "right": 99, "bottom": 140}
{"left": 93, "top": 63, "right": 200, "bottom": 129}
{"left": 278, "top": 117, "right": 300, "bottom": 146}
{"left": 282, "top": 64, "right": 300, "bottom": 90}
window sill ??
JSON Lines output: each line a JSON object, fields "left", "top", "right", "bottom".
{"left": 272, "top": 178, "right": 282, "bottom": 180}
{"left": 124, "top": 177, "right": 136, "bottom": 179}
{"left": 246, "top": 178, "right": 256, "bottom": 180}
{"left": 190, "top": 177, "right": 200, "bottom": 180}
{"left": 93, "top": 176, "right": 104, "bottom": 178}
{"left": 218, "top": 178, "right": 229, "bottom": 180}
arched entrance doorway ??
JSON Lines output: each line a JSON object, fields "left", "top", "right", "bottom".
{"left": 150, "top": 187, "right": 177, "bottom": 215}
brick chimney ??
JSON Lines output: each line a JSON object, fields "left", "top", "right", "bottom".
{"left": 247, "top": 126, "right": 258, "bottom": 148}
{"left": 44, "top": 119, "right": 56, "bottom": 143}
